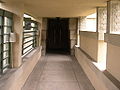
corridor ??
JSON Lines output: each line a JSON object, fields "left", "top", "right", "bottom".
{"left": 22, "top": 54, "right": 94, "bottom": 90}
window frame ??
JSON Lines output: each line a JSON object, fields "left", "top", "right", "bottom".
{"left": 22, "top": 18, "right": 38, "bottom": 56}
{"left": 0, "top": 9, "right": 13, "bottom": 74}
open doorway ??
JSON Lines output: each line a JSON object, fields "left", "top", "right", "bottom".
{"left": 46, "top": 18, "right": 70, "bottom": 54}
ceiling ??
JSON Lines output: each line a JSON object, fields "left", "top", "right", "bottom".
{"left": 4, "top": 0, "right": 107, "bottom": 17}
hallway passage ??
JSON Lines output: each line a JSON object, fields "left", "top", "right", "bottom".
{"left": 22, "top": 54, "right": 95, "bottom": 90}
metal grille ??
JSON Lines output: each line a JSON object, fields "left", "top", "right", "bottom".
{"left": 0, "top": 10, "right": 13, "bottom": 74}
{"left": 22, "top": 18, "right": 38, "bottom": 55}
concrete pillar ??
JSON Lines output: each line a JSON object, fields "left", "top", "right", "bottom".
{"left": 96, "top": 7, "right": 107, "bottom": 69}
{"left": 41, "top": 18, "right": 47, "bottom": 55}
{"left": 12, "top": 14, "right": 23, "bottom": 67}
{"left": 38, "top": 22, "right": 42, "bottom": 47}
{"left": 69, "top": 18, "right": 77, "bottom": 55}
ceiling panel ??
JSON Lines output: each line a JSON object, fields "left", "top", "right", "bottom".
{"left": 4, "top": 0, "right": 107, "bottom": 17}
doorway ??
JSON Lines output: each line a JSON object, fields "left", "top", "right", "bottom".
{"left": 46, "top": 18, "right": 70, "bottom": 54}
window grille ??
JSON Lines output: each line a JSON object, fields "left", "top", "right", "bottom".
{"left": 22, "top": 18, "right": 38, "bottom": 55}
{"left": 0, "top": 9, "right": 13, "bottom": 73}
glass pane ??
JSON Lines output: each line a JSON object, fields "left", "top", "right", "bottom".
{"left": 23, "top": 17, "right": 38, "bottom": 55}
{"left": 0, "top": 27, "right": 2, "bottom": 35}
{"left": 4, "top": 27, "right": 11, "bottom": 34}
{"left": 0, "top": 16, "right": 2, "bottom": 26}
{"left": 4, "top": 17, "right": 12, "bottom": 26}
{"left": 3, "top": 35, "right": 9, "bottom": 43}
{"left": 3, "top": 43, "right": 9, "bottom": 51}
{"left": 23, "top": 45, "right": 33, "bottom": 53}
{"left": 0, "top": 35, "right": 2, "bottom": 44}
{"left": 3, "top": 51, "right": 9, "bottom": 58}
{"left": 3, "top": 58, "right": 9, "bottom": 67}
{"left": 0, "top": 44, "right": 1, "bottom": 53}
{"left": 24, "top": 37, "right": 34, "bottom": 42}
{"left": 31, "top": 23, "right": 35, "bottom": 27}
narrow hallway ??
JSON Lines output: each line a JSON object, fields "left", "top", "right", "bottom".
{"left": 22, "top": 54, "right": 94, "bottom": 90}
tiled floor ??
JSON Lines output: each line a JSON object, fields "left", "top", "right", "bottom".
{"left": 22, "top": 54, "right": 95, "bottom": 90}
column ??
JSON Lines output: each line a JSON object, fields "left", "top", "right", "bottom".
{"left": 12, "top": 14, "right": 23, "bottom": 67}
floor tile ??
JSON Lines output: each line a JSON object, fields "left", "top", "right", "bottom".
{"left": 22, "top": 54, "right": 95, "bottom": 90}
{"left": 44, "top": 62, "right": 72, "bottom": 71}
{"left": 40, "top": 71, "right": 76, "bottom": 81}
{"left": 36, "top": 81, "right": 80, "bottom": 90}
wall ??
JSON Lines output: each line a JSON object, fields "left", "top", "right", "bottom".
{"left": 41, "top": 18, "right": 47, "bottom": 55}
{"left": 1, "top": 3, "right": 24, "bottom": 67}
{"left": 75, "top": 47, "right": 119, "bottom": 90}
{"left": 69, "top": 18, "right": 77, "bottom": 55}
{"left": 97, "top": 40, "right": 107, "bottom": 63}
{"left": 41, "top": 18, "right": 77, "bottom": 55}
{"left": 80, "top": 31, "right": 98, "bottom": 61}
{"left": 105, "top": 34, "right": 120, "bottom": 82}
{"left": 0, "top": 2, "right": 43, "bottom": 67}
{"left": 0, "top": 2, "right": 43, "bottom": 90}
{"left": 0, "top": 48, "right": 42, "bottom": 90}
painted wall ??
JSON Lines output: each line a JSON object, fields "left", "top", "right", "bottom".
{"left": 80, "top": 31, "right": 98, "bottom": 61}
{"left": 0, "top": 48, "right": 42, "bottom": 90}
{"left": 0, "top": 3, "right": 43, "bottom": 90}
{"left": 106, "top": 43, "right": 120, "bottom": 82}
{"left": 75, "top": 47, "right": 119, "bottom": 90}
{"left": 41, "top": 18, "right": 47, "bottom": 55}
{"left": 98, "top": 41, "right": 107, "bottom": 62}
{"left": 0, "top": 3, "right": 24, "bottom": 67}
{"left": 0, "top": 2, "right": 42, "bottom": 67}
{"left": 104, "top": 34, "right": 120, "bottom": 82}
{"left": 69, "top": 18, "right": 77, "bottom": 55}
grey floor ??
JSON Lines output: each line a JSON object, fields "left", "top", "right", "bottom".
{"left": 22, "top": 54, "right": 95, "bottom": 90}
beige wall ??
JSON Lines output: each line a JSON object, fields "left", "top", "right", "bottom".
{"left": 0, "top": 48, "right": 42, "bottom": 90}
{"left": 98, "top": 40, "right": 107, "bottom": 63}
{"left": 80, "top": 31, "right": 107, "bottom": 63}
{"left": 38, "top": 20, "right": 43, "bottom": 46}
{"left": 106, "top": 43, "right": 120, "bottom": 82}
{"left": 0, "top": 3, "right": 43, "bottom": 90}
{"left": 41, "top": 18, "right": 47, "bottom": 55}
{"left": 1, "top": 3, "right": 24, "bottom": 67}
{"left": 69, "top": 18, "right": 77, "bottom": 55}
{"left": 75, "top": 47, "right": 119, "bottom": 90}
{"left": 104, "top": 34, "right": 120, "bottom": 82}
{"left": 0, "top": 3, "right": 43, "bottom": 67}
{"left": 80, "top": 31, "right": 98, "bottom": 61}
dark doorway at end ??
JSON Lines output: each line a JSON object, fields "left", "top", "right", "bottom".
{"left": 46, "top": 18, "right": 70, "bottom": 54}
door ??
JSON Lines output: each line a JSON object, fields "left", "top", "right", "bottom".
{"left": 46, "top": 18, "right": 70, "bottom": 53}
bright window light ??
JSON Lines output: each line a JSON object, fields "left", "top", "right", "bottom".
{"left": 24, "top": 14, "right": 32, "bottom": 18}
{"left": 87, "top": 13, "right": 96, "bottom": 18}
{"left": 92, "top": 61, "right": 106, "bottom": 71}
{"left": 80, "top": 13, "right": 97, "bottom": 32}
